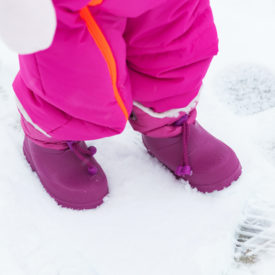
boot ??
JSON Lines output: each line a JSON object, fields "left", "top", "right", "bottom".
{"left": 142, "top": 111, "right": 242, "bottom": 192}
{"left": 23, "top": 136, "right": 108, "bottom": 209}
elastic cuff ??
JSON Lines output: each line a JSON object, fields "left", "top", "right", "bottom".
{"left": 130, "top": 102, "right": 197, "bottom": 138}
{"left": 20, "top": 116, "right": 68, "bottom": 150}
{"left": 15, "top": 95, "right": 51, "bottom": 138}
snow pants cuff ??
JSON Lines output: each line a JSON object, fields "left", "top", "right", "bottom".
{"left": 130, "top": 98, "right": 198, "bottom": 138}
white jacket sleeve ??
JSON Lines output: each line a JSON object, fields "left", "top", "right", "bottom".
{"left": 0, "top": 0, "right": 56, "bottom": 54}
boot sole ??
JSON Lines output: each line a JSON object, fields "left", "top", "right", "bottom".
{"left": 191, "top": 164, "right": 242, "bottom": 193}
{"left": 23, "top": 142, "right": 107, "bottom": 210}
{"left": 147, "top": 150, "right": 242, "bottom": 193}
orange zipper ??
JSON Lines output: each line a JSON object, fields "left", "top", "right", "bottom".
{"left": 80, "top": 6, "right": 129, "bottom": 120}
{"left": 89, "top": 0, "right": 103, "bottom": 6}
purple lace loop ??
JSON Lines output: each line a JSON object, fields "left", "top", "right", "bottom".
{"left": 67, "top": 141, "right": 98, "bottom": 175}
{"left": 173, "top": 113, "right": 194, "bottom": 177}
{"left": 175, "top": 165, "right": 192, "bottom": 177}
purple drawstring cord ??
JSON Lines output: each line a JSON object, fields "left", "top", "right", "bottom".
{"left": 67, "top": 141, "right": 98, "bottom": 175}
{"left": 174, "top": 114, "right": 193, "bottom": 177}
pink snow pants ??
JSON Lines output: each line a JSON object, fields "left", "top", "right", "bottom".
{"left": 13, "top": 0, "right": 218, "bottom": 144}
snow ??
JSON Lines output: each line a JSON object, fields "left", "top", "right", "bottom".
{"left": 0, "top": 0, "right": 275, "bottom": 274}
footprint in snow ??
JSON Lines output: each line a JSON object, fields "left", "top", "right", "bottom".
{"left": 234, "top": 195, "right": 275, "bottom": 265}
{"left": 215, "top": 64, "right": 275, "bottom": 116}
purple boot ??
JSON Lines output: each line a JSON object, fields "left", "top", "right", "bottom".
{"left": 142, "top": 113, "right": 242, "bottom": 192}
{"left": 23, "top": 136, "right": 108, "bottom": 209}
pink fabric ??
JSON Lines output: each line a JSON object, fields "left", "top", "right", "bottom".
{"left": 20, "top": 115, "right": 69, "bottom": 150}
{"left": 130, "top": 106, "right": 197, "bottom": 138}
{"left": 13, "top": 0, "right": 218, "bottom": 143}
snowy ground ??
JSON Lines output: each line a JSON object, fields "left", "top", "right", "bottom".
{"left": 0, "top": 0, "right": 275, "bottom": 274}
